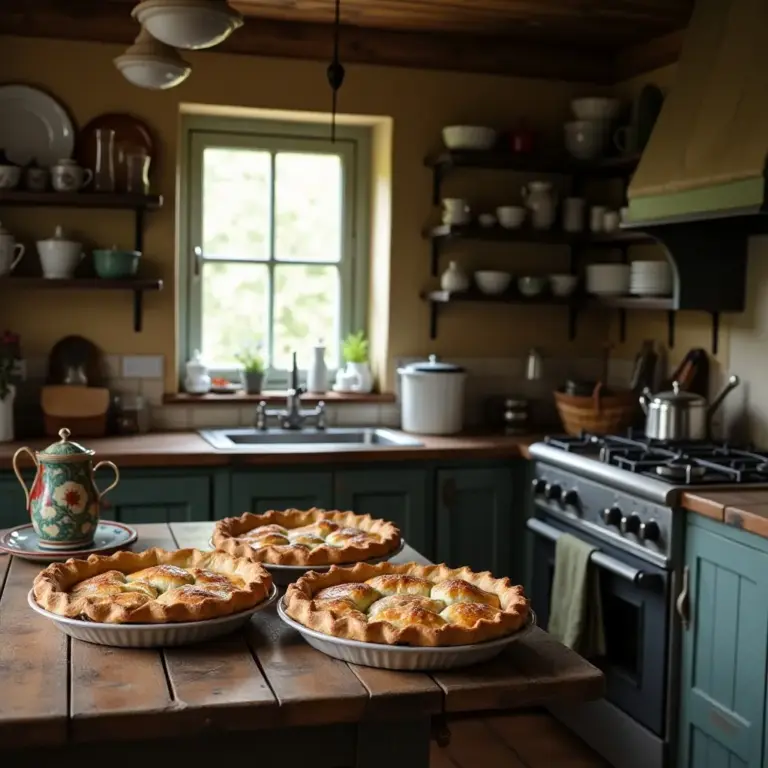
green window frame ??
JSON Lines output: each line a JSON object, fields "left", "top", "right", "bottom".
{"left": 178, "top": 115, "right": 370, "bottom": 388}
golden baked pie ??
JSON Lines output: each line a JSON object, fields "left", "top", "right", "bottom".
{"left": 212, "top": 508, "right": 401, "bottom": 566}
{"left": 33, "top": 548, "right": 273, "bottom": 624}
{"left": 284, "top": 561, "right": 529, "bottom": 646}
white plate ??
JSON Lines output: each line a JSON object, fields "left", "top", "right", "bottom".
{"left": 28, "top": 585, "right": 279, "bottom": 647}
{"left": 0, "top": 85, "right": 75, "bottom": 166}
{"left": 278, "top": 598, "right": 537, "bottom": 670}
{"left": 210, "top": 538, "right": 408, "bottom": 586}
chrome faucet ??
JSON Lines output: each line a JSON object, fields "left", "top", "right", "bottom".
{"left": 255, "top": 351, "right": 326, "bottom": 431}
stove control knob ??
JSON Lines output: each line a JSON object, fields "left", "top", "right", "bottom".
{"left": 531, "top": 478, "right": 547, "bottom": 495}
{"left": 563, "top": 489, "right": 579, "bottom": 507}
{"left": 620, "top": 514, "right": 642, "bottom": 535}
{"left": 602, "top": 506, "right": 622, "bottom": 527}
{"left": 545, "top": 483, "right": 562, "bottom": 502}
{"left": 639, "top": 520, "right": 661, "bottom": 543}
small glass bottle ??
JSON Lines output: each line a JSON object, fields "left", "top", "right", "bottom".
{"left": 125, "top": 152, "right": 150, "bottom": 194}
{"left": 93, "top": 128, "right": 116, "bottom": 192}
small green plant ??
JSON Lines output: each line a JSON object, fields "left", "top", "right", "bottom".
{"left": 235, "top": 347, "right": 265, "bottom": 374}
{"left": 342, "top": 331, "right": 369, "bottom": 363}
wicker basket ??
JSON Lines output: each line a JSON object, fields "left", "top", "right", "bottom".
{"left": 554, "top": 384, "right": 637, "bottom": 436}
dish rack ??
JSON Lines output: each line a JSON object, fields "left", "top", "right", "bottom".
{"left": 554, "top": 383, "right": 636, "bottom": 435}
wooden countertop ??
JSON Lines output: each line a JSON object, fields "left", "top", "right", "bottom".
{"left": 682, "top": 489, "right": 768, "bottom": 538}
{"left": 0, "top": 522, "right": 603, "bottom": 759}
{"left": 0, "top": 431, "right": 542, "bottom": 469}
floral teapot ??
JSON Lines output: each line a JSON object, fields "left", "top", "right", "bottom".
{"left": 13, "top": 428, "right": 120, "bottom": 550}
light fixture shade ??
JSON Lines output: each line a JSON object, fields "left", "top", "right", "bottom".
{"left": 115, "top": 28, "right": 192, "bottom": 90}
{"left": 132, "top": 0, "right": 244, "bottom": 50}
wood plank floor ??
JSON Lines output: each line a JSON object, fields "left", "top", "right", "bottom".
{"left": 432, "top": 712, "right": 612, "bottom": 768}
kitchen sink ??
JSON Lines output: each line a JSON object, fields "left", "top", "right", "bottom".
{"left": 199, "top": 427, "right": 423, "bottom": 451}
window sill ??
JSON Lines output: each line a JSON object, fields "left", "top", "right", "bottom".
{"left": 163, "top": 391, "right": 396, "bottom": 406}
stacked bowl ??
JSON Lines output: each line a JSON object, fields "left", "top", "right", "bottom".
{"left": 630, "top": 261, "right": 672, "bottom": 296}
{"left": 564, "top": 98, "right": 620, "bottom": 161}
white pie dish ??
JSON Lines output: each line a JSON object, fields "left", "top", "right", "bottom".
{"left": 28, "top": 584, "right": 279, "bottom": 647}
{"left": 210, "top": 538, "right": 407, "bottom": 585}
{"left": 278, "top": 598, "right": 536, "bottom": 670}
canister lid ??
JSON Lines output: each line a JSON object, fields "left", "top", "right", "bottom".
{"left": 403, "top": 354, "right": 465, "bottom": 373}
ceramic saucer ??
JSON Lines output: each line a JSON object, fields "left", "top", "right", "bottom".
{"left": 0, "top": 521, "right": 138, "bottom": 563}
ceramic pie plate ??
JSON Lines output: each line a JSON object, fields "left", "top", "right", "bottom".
{"left": 210, "top": 538, "right": 407, "bottom": 586}
{"left": 28, "top": 584, "right": 279, "bottom": 648}
{"left": 278, "top": 598, "right": 537, "bottom": 670}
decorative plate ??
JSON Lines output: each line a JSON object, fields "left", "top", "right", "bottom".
{"left": 0, "top": 84, "right": 75, "bottom": 166}
{"left": 0, "top": 521, "right": 138, "bottom": 563}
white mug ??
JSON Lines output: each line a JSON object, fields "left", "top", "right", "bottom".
{"left": 51, "top": 160, "right": 93, "bottom": 193}
{"left": 603, "top": 210, "right": 621, "bottom": 232}
{"left": 0, "top": 242, "right": 24, "bottom": 276}
{"left": 562, "top": 197, "right": 586, "bottom": 233}
{"left": 590, "top": 205, "right": 607, "bottom": 233}
{"left": 441, "top": 198, "right": 471, "bottom": 226}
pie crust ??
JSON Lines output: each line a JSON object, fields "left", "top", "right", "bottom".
{"left": 212, "top": 508, "right": 401, "bottom": 566}
{"left": 284, "top": 561, "right": 529, "bottom": 647}
{"left": 33, "top": 547, "right": 273, "bottom": 624}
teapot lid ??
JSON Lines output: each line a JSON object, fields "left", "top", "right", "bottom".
{"left": 39, "top": 428, "right": 94, "bottom": 459}
{"left": 48, "top": 225, "right": 66, "bottom": 240}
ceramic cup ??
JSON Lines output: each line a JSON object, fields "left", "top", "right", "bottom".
{"left": 0, "top": 165, "right": 21, "bottom": 190}
{"left": 590, "top": 205, "right": 607, "bottom": 233}
{"left": 51, "top": 160, "right": 93, "bottom": 193}
{"left": 603, "top": 210, "right": 621, "bottom": 232}
{"left": 0, "top": 242, "right": 24, "bottom": 276}
{"left": 441, "top": 198, "right": 471, "bottom": 226}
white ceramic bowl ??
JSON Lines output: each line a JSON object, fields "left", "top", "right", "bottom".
{"left": 0, "top": 165, "right": 22, "bottom": 189}
{"left": 442, "top": 126, "right": 497, "bottom": 151}
{"left": 564, "top": 120, "right": 607, "bottom": 161}
{"left": 549, "top": 274, "right": 579, "bottom": 297}
{"left": 586, "top": 264, "right": 631, "bottom": 295}
{"left": 571, "top": 97, "right": 621, "bottom": 121}
{"left": 478, "top": 213, "right": 497, "bottom": 228}
{"left": 518, "top": 276, "right": 547, "bottom": 297}
{"left": 496, "top": 205, "right": 526, "bottom": 229}
{"left": 475, "top": 271, "right": 512, "bottom": 295}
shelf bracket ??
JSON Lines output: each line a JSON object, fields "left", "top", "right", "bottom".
{"left": 711, "top": 311, "right": 720, "bottom": 355}
{"left": 133, "top": 290, "right": 144, "bottom": 333}
{"left": 619, "top": 309, "right": 627, "bottom": 343}
{"left": 432, "top": 166, "right": 444, "bottom": 206}
{"left": 667, "top": 310, "right": 676, "bottom": 349}
{"left": 431, "top": 238, "right": 440, "bottom": 277}
{"left": 134, "top": 208, "right": 145, "bottom": 253}
{"left": 429, "top": 302, "right": 438, "bottom": 340}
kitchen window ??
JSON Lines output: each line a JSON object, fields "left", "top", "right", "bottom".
{"left": 181, "top": 117, "right": 370, "bottom": 386}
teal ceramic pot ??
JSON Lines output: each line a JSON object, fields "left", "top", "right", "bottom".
{"left": 93, "top": 248, "right": 141, "bottom": 279}
{"left": 13, "top": 428, "right": 120, "bottom": 550}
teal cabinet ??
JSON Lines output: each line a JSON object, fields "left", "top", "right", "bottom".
{"left": 679, "top": 516, "right": 768, "bottom": 768}
{"left": 230, "top": 470, "right": 334, "bottom": 515}
{"left": 100, "top": 474, "right": 212, "bottom": 525}
{"left": 0, "top": 475, "right": 32, "bottom": 529}
{"left": 435, "top": 467, "right": 514, "bottom": 579}
{"left": 334, "top": 469, "right": 431, "bottom": 556}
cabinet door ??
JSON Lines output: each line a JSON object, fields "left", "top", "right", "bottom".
{"left": 679, "top": 522, "right": 768, "bottom": 768}
{"left": 100, "top": 475, "right": 212, "bottom": 525}
{"left": 334, "top": 469, "right": 431, "bottom": 556}
{"left": 0, "top": 475, "right": 32, "bottom": 529}
{"left": 230, "top": 470, "right": 333, "bottom": 515}
{"left": 435, "top": 467, "right": 513, "bottom": 578}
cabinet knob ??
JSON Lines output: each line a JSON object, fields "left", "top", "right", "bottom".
{"left": 620, "top": 513, "right": 642, "bottom": 535}
{"left": 639, "top": 520, "right": 661, "bottom": 542}
{"left": 563, "top": 489, "right": 579, "bottom": 507}
{"left": 602, "top": 506, "right": 622, "bottom": 526}
{"left": 531, "top": 478, "right": 547, "bottom": 495}
{"left": 545, "top": 483, "right": 562, "bottom": 502}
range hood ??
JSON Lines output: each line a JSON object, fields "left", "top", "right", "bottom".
{"left": 627, "top": 0, "right": 768, "bottom": 226}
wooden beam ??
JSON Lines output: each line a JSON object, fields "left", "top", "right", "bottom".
{"left": 0, "top": 0, "right": 612, "bottom": 82}
{"left": 613, "top": 30, "right": 683, "bottom": 81}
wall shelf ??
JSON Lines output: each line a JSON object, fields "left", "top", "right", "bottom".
{"left": 0, "top": 278, "right": 163, "bottom": 333}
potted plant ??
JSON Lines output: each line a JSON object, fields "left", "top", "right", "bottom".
{"left": 342, "top": 330, "right": 373, "bottom": 394}
{"left": 0, "top": 331, "right": 20, "bottom": 442}
{"left": 236, "top": 347, "right": 266, "bottom": 395}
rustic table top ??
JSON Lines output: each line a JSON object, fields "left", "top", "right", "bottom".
{"left": 0, "top": 522, "right": 603, "bottom": 752}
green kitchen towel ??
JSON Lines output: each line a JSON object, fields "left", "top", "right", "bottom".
{"left": 548, "top": 532, "right": 606, "bottom": 659}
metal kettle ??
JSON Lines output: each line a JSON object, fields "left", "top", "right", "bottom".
{"left": 639, "top": 375, "right": 740, "bottom": 441}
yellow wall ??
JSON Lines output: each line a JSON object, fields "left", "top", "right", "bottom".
{"left": 4, "top": 35, "right": 611, "bottom": 391}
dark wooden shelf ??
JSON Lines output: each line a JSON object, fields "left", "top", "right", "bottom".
{"left": 0, "top": 191, "right": 163, "bottom": 210}
{"left": 587, "top": 294, "right": 674, "bottom": 311}
{"left": 427, "top": 224, "right": 655, "bottom": 247}
{"left": 423, "top": 289, "right": 573, "bottom": 306}
{"left": 0, "top": 277, "right": 163, "bottom": 332}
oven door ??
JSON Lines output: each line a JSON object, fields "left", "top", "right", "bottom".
{"left": 527, "top": 513, "right": 669, "bottom": 737}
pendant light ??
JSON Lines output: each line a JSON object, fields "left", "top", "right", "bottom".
{"left": 132, "top": 0, "right": 243, "bottom": 50}
{"left": 115, "top": 28, "right": 191, "bottom": 90}
{"left": 326, "top": 0, "right": 345, "bottom": 142}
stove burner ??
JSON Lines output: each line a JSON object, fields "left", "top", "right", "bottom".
{"left": 655, "top": 459, "right": 707, "bottom": 481}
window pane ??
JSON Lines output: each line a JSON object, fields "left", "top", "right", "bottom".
{"left": 202, "top": 262, "right": 268, "bottom": 365}
{"left": 203, "top": 148, "right": 270, "bottom": 261}
{"left": 273, "top": 265, "right": 340, "bottom": 369}
{"left": 275, "top": 152, "right": 342, "bottom": 263}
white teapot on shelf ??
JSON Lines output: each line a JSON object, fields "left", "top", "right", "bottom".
{"left": 521, "top": 180, "right": 558, "bottom": 230}
{"left": 184, "top": 350, "right": 211, "bottom": 394}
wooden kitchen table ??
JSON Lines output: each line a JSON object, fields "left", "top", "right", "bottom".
{"left": 0, "top": 523, "right": 604, "bottom": 768}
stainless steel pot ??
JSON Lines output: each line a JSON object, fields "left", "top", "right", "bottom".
{"left": 639, "top": 375, "right": 740, "bottom": 441}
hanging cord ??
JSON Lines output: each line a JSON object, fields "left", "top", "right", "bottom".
{"left": 326, "top": 0, "right": 345, "bottom": 142}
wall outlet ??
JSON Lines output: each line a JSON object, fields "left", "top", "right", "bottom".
{"left": 122, "top": 355, "right": 163, "bottom": 379}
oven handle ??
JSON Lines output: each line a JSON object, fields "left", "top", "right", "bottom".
{"left": 526, "top": 518, "right": 660, "bottom": 588}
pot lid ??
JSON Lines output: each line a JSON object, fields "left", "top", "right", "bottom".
{"left": 403, "top": 354, "right": 465, "bottom": 373}
{"left": 40, "top": 428, "right": 94, "bottom": 458}
{"left": 41, "top": 225, "right": 68, "bottom": 242}
{"left": 650, "top": 381, "right": 706, "bottom": 404}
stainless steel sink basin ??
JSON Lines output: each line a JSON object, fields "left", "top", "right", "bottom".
{"left": 199, "top": 427, "right": 422, "bottom": 451}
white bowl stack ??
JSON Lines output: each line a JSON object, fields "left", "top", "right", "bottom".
{"left": 630, "top": 261, "right": 672, "bottom": 296}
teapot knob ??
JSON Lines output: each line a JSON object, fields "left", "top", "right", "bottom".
{"left": 58, "top": 427, "right": 71, "bottom": 442}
